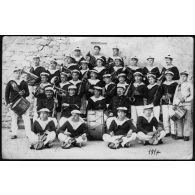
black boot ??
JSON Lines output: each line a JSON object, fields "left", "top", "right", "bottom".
{"left": 158, "top": 139, "right": 163, "bottom": 144}
{"left": 165, "top": 133, "right": 171, "bottom": 137}
{"left": 171, "top": 134, "right": 176, "bottom": 139}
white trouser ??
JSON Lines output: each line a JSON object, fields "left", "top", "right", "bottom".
{"left": 29, "top": 131, "right": 56, "bottom": 145}
{"left": 106, "top": 117, "right": 114, "bottom": 130}
{"left": 162, "top": 105, "right": 175, "bottom": 134}
{"left": 152, "top": 106, "right": 160, "bottom": 122}
{"left": 137, "top": 131, "right": 166, "bottom": 144}
{"left": 58, "top": 133, "right": 87, "bottom": 144}
{"left": 131, "top": 105, "right": 144, "bottom": 126}
{"left": 102, "top": 133, "right": 137, "bottom": 147}
{"left": 10, "top": 108, "right": 31, "bottom": 137}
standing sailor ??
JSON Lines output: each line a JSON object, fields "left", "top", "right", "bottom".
{"left": 173, "top": 71, "right": 193, "bottom": 141}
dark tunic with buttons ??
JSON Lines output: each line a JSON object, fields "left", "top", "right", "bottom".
{"left": 161, "top": 81, "right": 178, "bottom": 105}
{"left": 108, "top": 95, "right": 131, "bottom": 117}
{"left": 161, "top": 65, "right": 180, "bottom": 81}
{"left": 58, "top": 118, "right": 87, "bottom": 138}
{"left": 137, "top": 116, "right": 159, "bottom": 134}
{"left": 61, "top": 94, "right": 81, "bottom": 118}
{"left": 5, "top": 80, "right": 29, "bottom": 104}
{"left": 103, "top": 82, "right": 117, "bottom": 104}
{"left": 87, "top": 96, "right": 107, "bottom": 111}
{"left": 147, "top": 84, "right": 162, "bottom": 106}
{"left": 108, "top": 118, "right": 137, "bottom": 135}
{"left": 127, "top": 82, "right": 148, "bottom": 106}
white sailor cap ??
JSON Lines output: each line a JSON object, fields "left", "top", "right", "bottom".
{"left": 165, "top": 70, "right": 174, "bottom": 76}
{"left": 143, "top": 104, "right": 154, "bottom": 110}
{"left": 117, "top": 73, "right": 126, "bottom": 78}
{"left": 38, "top": 108, "right": 50, "bottom": 113}
{"left": 60, "top": 72, "right": 68, "bottom": 77}
{"left": 94, "top": 86, "right": 102, "bottom": 91}
{"left": 180, "top": 70, "right": 189, "bottom": 76}
{"left": 147, "top": 56, "right": 155, "bottom": 60}
{"left": 131, "top": 56, "right": 138, "bottom": 61}
{"left": 71, "top": 110, "right": 81, "bottom": 115}
{"left": 71, "top": 69, "right": 80, "bottom": 74}
{"left": 147, "top": 72, "right": 156, "bottom": 78}
{"left": 134, "top": 71, "right": 143, "bottom": 77}
{"left": 96, "top": 57, "right": 104, "bottom": 62}
{"left": 103, "top": 74, "right": 111, "bottom": 78}
{"left": 81, "top": 60, "right": 89, "bottom": 64}
{"left": 74, "top": 47, "right": 81, "bottom": 51}
{"left": 165, "top": 54, "right": 173, "bottom": 59}
{"left": 44, "top": 86, "right": 54, "bottom": 92}
{"left": 117, "top": 107, "right": 128, "bottom": 111}
{"left": 115, "top": 57, "right": 122, "bottom": 61}
{"left": 68, "top": 85, "right": 77, "bottom": 90}
{"left": 117, "top": 84, "right": 126, "bottom": 90}
{"left": 90, "top": 69, "right": 98, "bottom": 74}
{"left": 40, "top": 72, "right": 50, "bottom": 77}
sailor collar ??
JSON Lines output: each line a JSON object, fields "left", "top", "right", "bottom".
{"left": 105, "top": 82, "right": 114, "bottom": 89}
{"left": 60, "top": 82, "right": 70, "bottom": 88}
{"left": 114, "top": 117, "right": 129, "bottom": 126}
{"left": 68, "top": 116, "right": 85, "bottom": 130}
{"left": 163, "top": 64, "right": 174, "bottom": 69}
{"left": 73, "top": 55, "right": 83, "bottom": 61}
{"left": 146, "top": 66, "right": 157, "bottom": 72}
{"left": 129, "top": 65, "right": 140, "bottom": 70}
{"left": 142, "top": 115, "right": 154, "bottom": 123}
{"left": 94, "top": 66, "right": 105, "bottom": 72}
{"left": 91, "top": 95, "right": 104, "bottom": 102}
{"left": 147, "top": 83, "right": 158, "bottom": 89}
{"left": 113, "top": 66, "right": 123, "bottom": 71}
{"left": 133, "top": 82, "right": 145, "bottom": 87}
{"left": 49, "top": 69, "right": 58, "bottom": 74}
{"left": 36, "top": 117, "right": 52, "bottom": 130}
{"left": 117, "top": 82, "right": 128, "bottom": 86}
{"left": 80, "top": 69, "right": 89, "bottom": 74}
{"left": 69, "top": 80, "right": 81, "bottom": 85}
{"left": 163, "top": 80, "right": 176, "bottom": 85}
{"left": 88, "top": 79, "right": 100, "bottom": 85}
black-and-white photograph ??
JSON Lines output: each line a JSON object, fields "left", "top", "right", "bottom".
{"left": 1, "top": 36, "right": 194, "bottom": 160}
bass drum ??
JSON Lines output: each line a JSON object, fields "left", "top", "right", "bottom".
{"left": 11, "top": 97, "right": 30, "bottom": 116}
{"left": 87, "top": 110, "right": 105, "bottom": 140}
{"left": 170, "top": 106, "right": 187, "bottom": 121}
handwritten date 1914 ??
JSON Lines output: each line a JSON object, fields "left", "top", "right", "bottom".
{"left": 148, "top": 148, "right": 161, "bottom": 155}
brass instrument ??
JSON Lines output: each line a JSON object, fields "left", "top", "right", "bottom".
{"left": 20, "top": 69, "right": 39, "bottom": 85}
{"left": 53, "top": 85, "right": 68, "bottom": 95}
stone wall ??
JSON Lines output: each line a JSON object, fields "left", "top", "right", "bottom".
{"left": 2, "top": 36, "right": 193, "bottom": 128}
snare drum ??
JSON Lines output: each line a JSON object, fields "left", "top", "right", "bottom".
{"left": 87, "top": 110, "right": 105, "bottom": 140}
{"left": 170, "top": 106, "right": 187, "bottom": 121}
{"left": 11, "top": 97, "right": 30, "bottom": 116}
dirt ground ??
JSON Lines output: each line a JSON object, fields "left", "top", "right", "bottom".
{"left": 1, "top": 128, "right": 193, "bottom": 160}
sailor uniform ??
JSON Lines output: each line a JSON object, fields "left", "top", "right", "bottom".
{"left": 29, "top": 118, "right": 56, "bottom": 149}
{"left": 93, "top": 54, "right": 106, "bottom": 65}
{"left": 48, "top": 69, "right": 61, "bottom": 84}
{"left": 103, "top": 117, "right": 137, "bottom": 147}
{"left": 59, "top": 94, "right": 81, "bottom": 126}
{"left": 5, "top": 79, "right": 31, "bottom": 137}
{"left": 72, "top": 55, "right": 85, "bottom": 66}
{"left": 94, "top": 66, "right": 107, "bottom": 80}
{"left": 110, "top": 66, "right": 124, "bottom": 82}
{"left": 117, "top": 82, "right": 129, "bottom": 93}
{"left": 58, "top": 117, "right": 87, "bottom": 147}
{"left": 87, "top": 96, "right": 107, "bottom": 111}
{"left": 29, "top": 66, "right": 47, "bottom": 85}
{"left": 80, "top": 69, "right": 90, "bottom": 80}
{"left": 161, "top": 81, "right": 178, "bottom": 135}
{"left": 66, "top": 63, "right": 80, "bottom": 71}
{"left": 147, "top": 83, "right": 162, "bottom": 121}
{"left": 84, "top": 79, "right": 101, "bottom": 100}
{"left": 103, "top": 82, "right": 117, "bottom": 104}
{"left": 128, "top": 82, "right": 148, "bottom": 125}
{"left": 161, "top": 65, "right": 180, "bottom": 81}
{"left": 128, "top": 66, "right": 143, "bottom": 75}
{"left": 173, "top": 81, "right": 193, "bottom": 137}
{"left": 142, "top": 66, "right": 161, "bottom": 84}
{"left": 136, "top": 115, "right": 166, "bottom": 145}
{"left": 69, "top": 79, "right": 82, "bottom": 94}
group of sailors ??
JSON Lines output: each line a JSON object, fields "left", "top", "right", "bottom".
{"left": 5, "top": 45, "right": 193, "bottom": 150}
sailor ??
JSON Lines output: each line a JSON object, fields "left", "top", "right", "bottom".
{"left": 57, "top": 110, "right": 87, "bottom": 149}
{"left": 103, "top": 107, "right": 137, "bottom": 149}
{"left": 29, "top": 108, "right": 56, "bottom": 150}
{"left": 72, "top": 47, "right": 85, "bottom": 66}
{"left": 137, "top": 104, "right": 166, "bottom": 145}
{"left": 173, "top": 70, "right": 193, "bottom": 141}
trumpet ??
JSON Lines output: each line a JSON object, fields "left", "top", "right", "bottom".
{"left": 21, "top": 69, "right": 39, "bottom": 85}
{"left": 53, "top": 85, "right": 68, "bottom": 94}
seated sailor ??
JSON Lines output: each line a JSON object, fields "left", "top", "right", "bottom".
{"left": 103, "top": 107, "right": 137, "bottom": 149}
{"left": 136, "top": 104, "right": 166, "bottom": 145}
{"left": 57, "top": 110, "right": 87, "bottom": 149}
{"left": 29, "top": 108, "right": 56, "bottom": 150}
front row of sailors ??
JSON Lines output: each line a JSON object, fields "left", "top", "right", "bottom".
{"left": 29, "top": 105, "right": 166, "bottom": 150}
